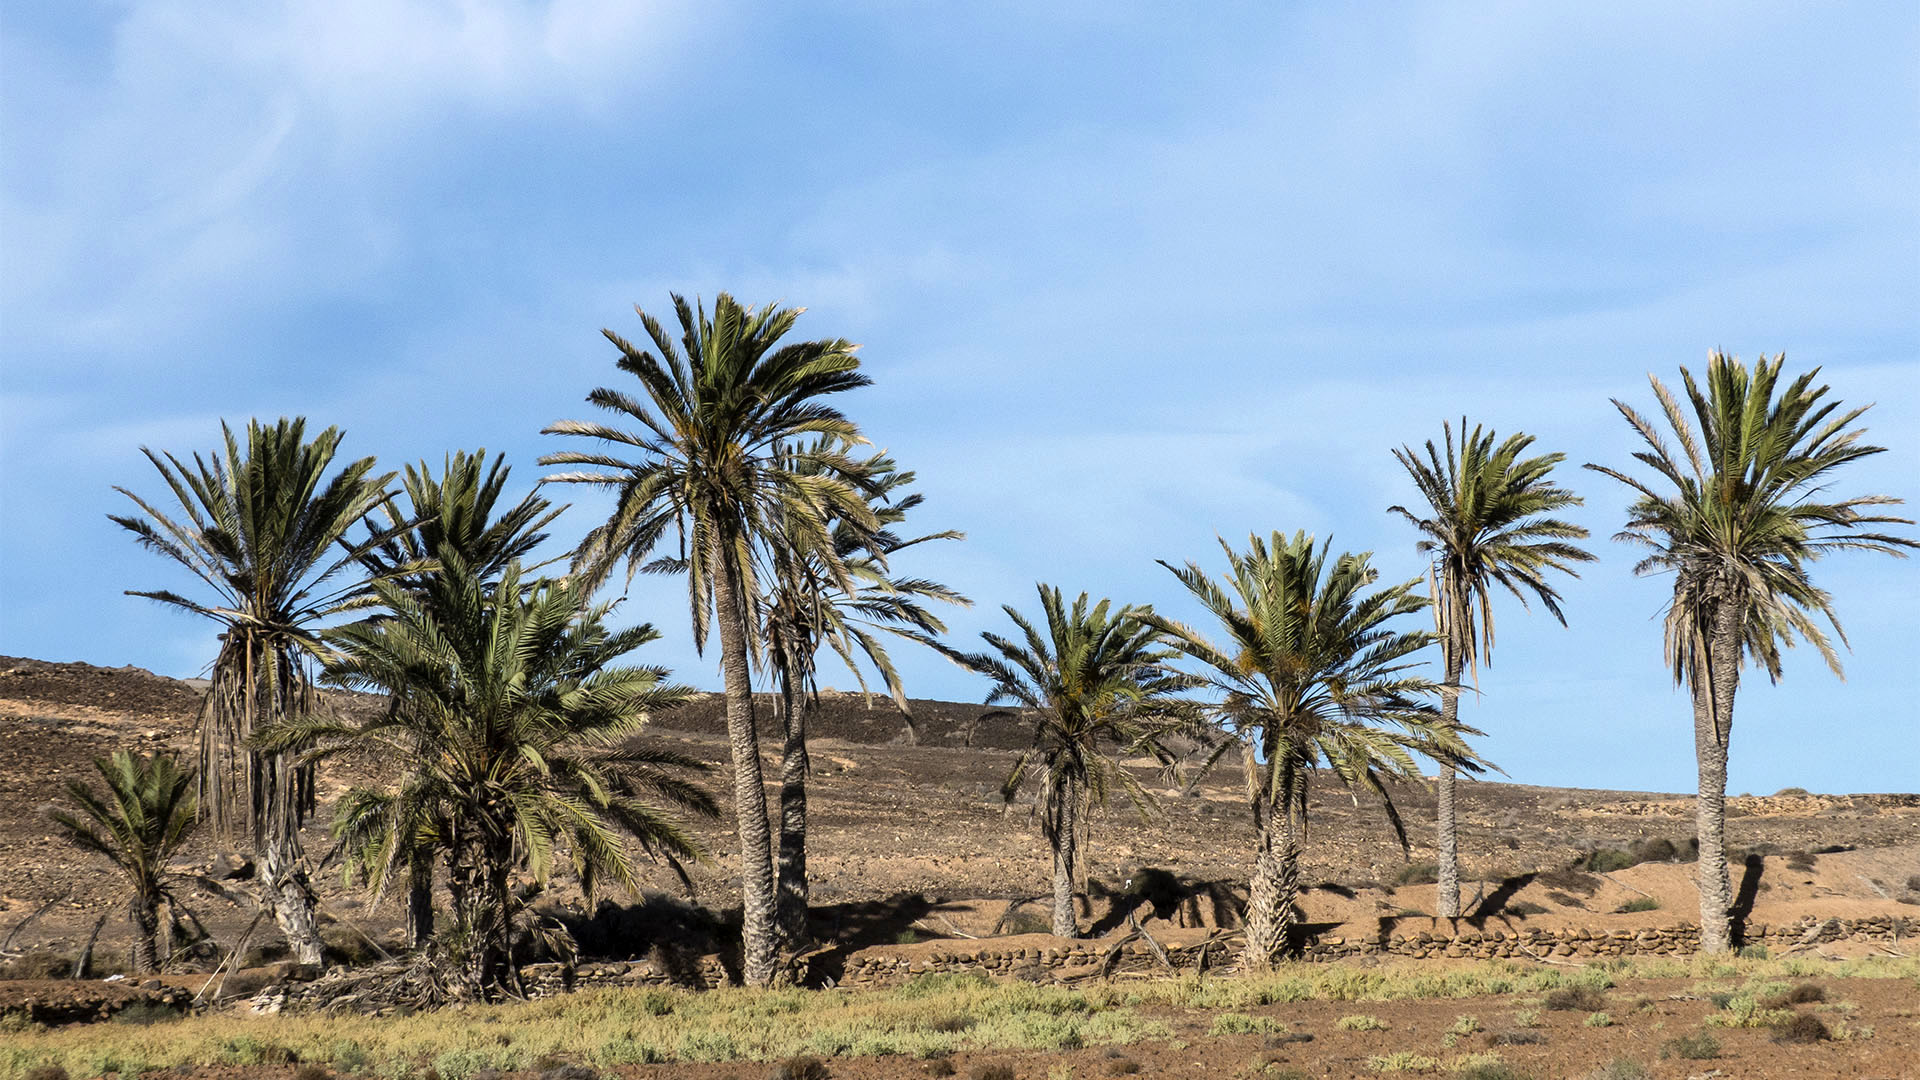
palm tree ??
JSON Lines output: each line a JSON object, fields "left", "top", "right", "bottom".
{"left": 762, "top": 447, "right": 967, "bottom": 952}
{"left": 46, "top": 752, "right": 200, "bottom": 973}
{"left": 1586, "top": 353, "right": 1914, "bottom": 953}
{"left": 1149, "top": 532, "right": 1481, "bottom": 967}
{"left": 540, "top": 294, "right": 876, "bottom": 986}
{"left": 948, "top": 586, "right": 1190, "bottom": 938}
{"left": 358, "top": 448, "right": 565, "bottom": 589}
{"left": 265, "top": 559, "right": 717, "bottom": 996}
{"left": 112, "top": 417, "right": 400, "bottom": 965}
{"left": 353, "top": 448, "right": 565, "bottom": 947}
{"left": 1389, "top": 420, "right": 1594, "bottom": 918}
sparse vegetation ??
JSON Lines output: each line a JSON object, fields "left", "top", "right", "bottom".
{"left": 1543, "top": 986, "right": 1606, "bottom": 1012}
{"left": 1618, "top": 897, "right": 1659, "bottom": 913}
{"left": 1771, "top": 1013, "right": 1830, "bottom": 1044}
{"left": 1659, "top": 1030, "right": 1720, "bottom": 1060}
{"left": 1338, "top": 1015, "right": 1390, "bottom": 1031}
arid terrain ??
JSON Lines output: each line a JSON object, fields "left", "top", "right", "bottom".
{"left": 3, "top": 655, "right": 1917, "bottom": 1078}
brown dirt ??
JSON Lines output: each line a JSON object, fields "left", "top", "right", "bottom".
{"left": 3, "top": 655, "right": 1917, "bottom": 1077}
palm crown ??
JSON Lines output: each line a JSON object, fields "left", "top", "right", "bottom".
{"left": 540, "top": 294, "right": 878, "bottom": 639}
{"left": 1586, "top": 354, "right": 1915, "bottom": 696}
{"left": 1389, "top": 419, "right": 1594, "bottom": 681}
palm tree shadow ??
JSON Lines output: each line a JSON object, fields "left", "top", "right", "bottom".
{"left": 1466, "top": 872, "right": 1538, "bottom": 928}
{"left": 1730, "top": 854, "right": 1764, "bottom": 947}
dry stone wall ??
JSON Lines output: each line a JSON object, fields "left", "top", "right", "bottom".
{"left": 517, "top": 914, "right": 1909, "bottom": 995}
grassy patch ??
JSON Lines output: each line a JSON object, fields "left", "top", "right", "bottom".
{"left": 1338, "top": 1015, "right": 1389, "bottom": 1031}
{"left": 1617, "top": 897, "right": 1659, "bottom": 913}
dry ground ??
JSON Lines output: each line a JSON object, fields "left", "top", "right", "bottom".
{"left": 2, "top": 656, "right": 1918, "bottom": 1080}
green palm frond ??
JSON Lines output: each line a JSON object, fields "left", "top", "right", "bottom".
{"left": 1389, "top": 418, "right": 1594, "bottom": 684}
{"left": 1586, "top": 353, "right": 1916, "bottom": 693}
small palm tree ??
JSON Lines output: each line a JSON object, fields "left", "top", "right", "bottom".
{"left": 762, "top": 447, "right": 968, "bottom": 951}
{"left": 1149, "top": 532, "right": 1480, "bottom": 967}
{"left": 352, "top": 448, "right": 565, "bottom": 947}
{"left": 541, "top": 294, "right": 876, "bottom": 986}
{"left": 357, "top": 448, "right": 565, "bottom": 588}
{"left": 46, "top": 752, "right": 200, "bottom": 973}
{"left": 1586, "top": 353, "right": 1914, "bottom": 952}
{"left": 1389, "top": 420, "right": 1593, "bottom": 918}
{"left": 111, "top": 417, "right": 400, "bottom": 965}
{"left": 267, "top": 559, "right": 717, "bottom": 996}
{"left": 949, "top": 586, "right": 1190, "bottom": 938}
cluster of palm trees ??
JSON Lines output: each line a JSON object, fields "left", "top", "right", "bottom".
{"left": 71, "top": 297, "right": 1908, "bottom": 996}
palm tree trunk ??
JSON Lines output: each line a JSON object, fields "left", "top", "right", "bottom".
{"left": 407, "top": 857, "right": 435, "bottom": 951}
{"left": 1050, "top": 786, "right": 1079, "bottom": 938}
{"left": 775, "top": 654, "right": 811, "bottom": 956}
{"left": 1435, "top": 649, "right": 1465, "bottom": 919}
{"left": 711, "top": 532, "right": 779, "bottom": 987}
{"left": 260, "top": 832, "right": 324, "bottom": 966}
{"left": 450, "top": 834, "right": 512, "bottom": 997}
{"left": 1694, "top": 600, "right": 1743, "bottom": 954}
{"left": 128, "top": 895, "right": 160, "bottom": 974}
{"left": 1245, "top": 766, "right": 1305, "bottom": 968}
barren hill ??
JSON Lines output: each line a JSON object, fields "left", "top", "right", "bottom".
{"left": 3, "top": 655, "right": 1915, "bottom": 972}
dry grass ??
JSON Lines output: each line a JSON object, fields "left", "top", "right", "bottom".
{"left": 3, "top": 955, "right": 1914, "bottom": 1079}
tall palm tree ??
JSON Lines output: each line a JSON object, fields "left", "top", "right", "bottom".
{"left": 1149, "top": 532, "right": 1481, "bottom": 968}
{"left": 1389, "top": 420, "right": 1593, "bottom": 918}
{"left": 1586, "top": 353, "right": 1914, "bottom": 952}
{"left": 353, "top": 449, "right": 565, "bottom": 947}
{"left": 540, "top": 294, "right": 876, "bottom": 986}
{"left": 948, "top": 586, "right": 1190, "bottom": 938}
{"left": 762, "top": 448, "right": 967, "bottom": 952}
{"left": 264, "top": 559, "right": 717, "bottom": 996}
{"left": 46, "top": 752, "right": 200, "bottom": 973}
{"left": 112, "top": 417, "right": 400, "bottom": 965}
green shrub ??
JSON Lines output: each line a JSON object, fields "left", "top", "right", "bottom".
{"left": 1582, "top": 849, "right": 1638, "bottom": 873}
{"left": 1501, "top": 901, "right": 1548, "bottom": 916}
{"left": 1584, "top": 1061, "right": 1649, "bottom": 1080}
{"left": 1338, "top": 1014, "right": 1389, "bottom": 1031}
{"left": 1618, "top": 897, "right": 1659, "bottom": 913}
{"left": 1209, "top": 1013, "right": 1285, "bottom": 1036}
{"left": 1583, "top": 1012, "right": 1613, "bottom": 1027}
{"left": 1738, "top": 944, "right": 1770, "bottom": 959}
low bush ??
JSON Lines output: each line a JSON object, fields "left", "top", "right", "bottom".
{"left": 1500, "top": 901, "right": 1548, "bottom": 917}
{"left": 1582, "top": 850, "right": 1638, "bottom": 873}
{"left": 1770, "top": 1013, "right": 1830, "bottom": 1044}
{"left": 1737, "top": 944, "right": 1770, "bottom": 959}
{"left": 1487, "top": 1030, "right": 1546, "bottom": 1046}
{"left": 1209, "top": 1013, "right": 1285, "bottom": 1036}
{"left": 1585, "top": 1061, "right": 1649, "bottom": 1080}
{"left": 1618, "top": 897, "right": 1659, "bottom": 913}
{"left": 968, "top": 1066, "right": 1015, "bottom": 1080}
{"left": 1760, "top": 983, "right": 1825, "bottom": 1008}
{"left": 775, "top": 1055, "right": 832, "bottom": 1080}
{"left": 1660, "top": 1031, "right": 1720, "bottom": 1060}
{"left": 1337, "top": 1015, "right": 1388, "bottom": 1031}
{"left": 1543, "top": 986, "right": 1606, "bottom": 1012}
{"left": 1392, "top": 863, "right": 1438, "bottom": 886}
{"left": 1583, "top": 1012, "right": 1613, "bottom": 1027}
{"left": 1628, "top": 837, "right": 1677, "bottom": 863}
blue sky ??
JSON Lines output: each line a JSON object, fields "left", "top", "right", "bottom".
{"left": 3, "top": 2, "right": 1915, "bottom": 795}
